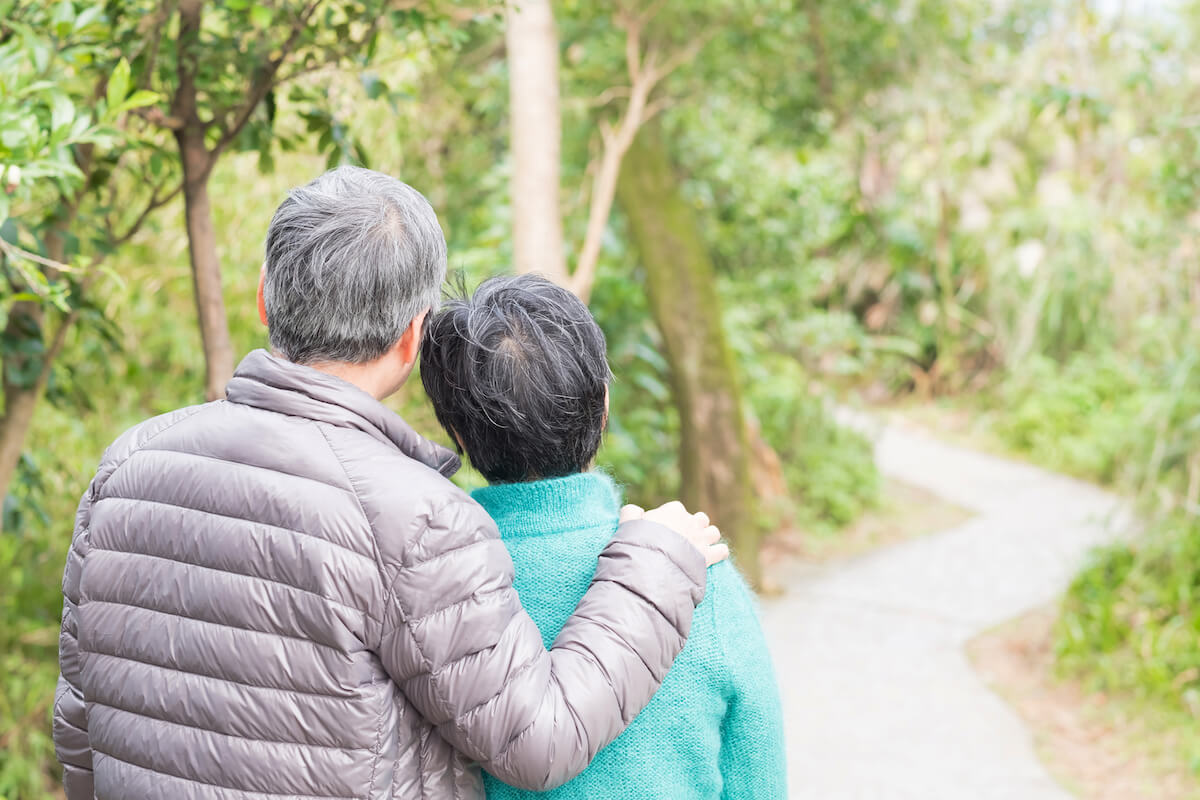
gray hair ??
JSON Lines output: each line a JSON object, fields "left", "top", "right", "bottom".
{"left": 262, "top": 166, "right": 447, "bottom": 365}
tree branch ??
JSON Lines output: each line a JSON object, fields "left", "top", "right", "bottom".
{"left": 211, "top": 0, "right": 322, "bottom": 158}
{"left": 136, "top": 2, "right": 173, "bottom": 91}
{"left": 35, "top": 305, "right": 81, "bottom": 391}
{"left": 131, "top": 105, "right": 184, "bottom": 131}
{"left": 568, "top": 22, "right": 713, "bottom": 300}
{"left": 619, "top": 8, "right": 644, "bottom": 82}
{"left": 642, "top": 95, "right": 674, "bottom": 121}
{"left": 586, "top": 85, "right": 632, "bottom": 109}
{"left": 271, "top": 12, "right": 384, "bottom": 90}
{"left": 0, "top": 238, "right": 73, "bottom": 273}
{"left": 110, "top": 181, "right": 183, "bottom": 247}
{"left": 644, "top": 29, "right": 713, "bottom": 85}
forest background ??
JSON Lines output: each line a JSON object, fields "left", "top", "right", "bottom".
{"left": 3, "top": 0, "right": 1200, "bottom": 796}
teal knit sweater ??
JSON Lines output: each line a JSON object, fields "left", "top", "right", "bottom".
{"left": 474, "top": 472, "right": 787, "bottom": 800}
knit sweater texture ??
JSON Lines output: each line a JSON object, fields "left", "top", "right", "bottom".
{"left": 474, "top": 471, "right": 787, "bottom": 800}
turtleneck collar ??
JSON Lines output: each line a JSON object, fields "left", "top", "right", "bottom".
{"left": 471, "top": 471, "right": 622, "bottom": 540}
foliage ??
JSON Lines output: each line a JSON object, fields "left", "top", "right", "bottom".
{"left": 789, "top": 0, "right": 1200, "bottom": 773}
{"left": 17, "top": 0, "right": 1158, "bottom": 793}
{"left": 0, "top": 0, "right": 115, "bottom": 220}
{"left": 1055, "top": 516, "right": 1200, "bottom": 772}
{"left": 108, "top": 0, "right": 460, "bottom": 170}
{"left": 987, "top": 351, "right": 1144, "bottom": 484}
{"left": 0, "top": 0, "right": 149, "bottom": 323}
{"left": 744, "top": 353, "right": 878, "bottom": 530}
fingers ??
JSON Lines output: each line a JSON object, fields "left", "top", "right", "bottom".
{"left": 632, "top": 499, "right": 728, "bottom": 566}
{"left": 704, "top": 542, "right": 731, "bottom": 567}
{"left": 639, "top": 501, "right": 719, "bottom": 548}
{"left": 619, "top": 504, "right": 646, "bottom": 523}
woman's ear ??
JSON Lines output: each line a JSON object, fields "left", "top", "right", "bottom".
{"left": 603, "top": 385, "right": 610, "bottom": 429}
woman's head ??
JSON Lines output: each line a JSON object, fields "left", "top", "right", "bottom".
{"left": 420, "top": 275, "right": 611, "bottom": 484}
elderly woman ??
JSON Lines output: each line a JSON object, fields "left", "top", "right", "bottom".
{"left": 421, "top": 274, "right": 787, "bottom": 800}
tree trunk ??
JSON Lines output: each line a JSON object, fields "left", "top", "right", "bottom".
{"left": 177, "top": 136, "right": 234, "bottom": 400}
{"left": 0, "top": 224, "right": 73, "bottom": 506}
{"left": 174, "top": 0, "right": 234, "bottom": 401}
{"left": 805, "top": 0, "right": 834, "bottom": 114}
{"left": 0, "top": 305, "right": 45, "bottom": 508}
{"left": 616, "top": 119, "right": 759, "bottom": 586}
{"left": 505, "top": 0, "right": 568, "bottom": 283}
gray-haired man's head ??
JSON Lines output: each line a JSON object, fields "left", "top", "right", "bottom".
{"left": 262, "top": 166, "right": 447, "bottom": 365}
{"left": 420, "top": 275, "right": 612, "bottom": 484}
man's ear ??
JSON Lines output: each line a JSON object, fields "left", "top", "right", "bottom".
{"left": 397, "top": 308, "right": 430, "bottom": 368}
{"left": 256, "top": 265, "right": 269, "bottom": 327}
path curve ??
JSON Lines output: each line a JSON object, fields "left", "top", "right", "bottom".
{"left": 761, "top": 410, "right": 1132, "bottom": 799}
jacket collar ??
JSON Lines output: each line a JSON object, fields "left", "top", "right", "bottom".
{"left": 225, "top": 349, "right": 461, "bottom": 478}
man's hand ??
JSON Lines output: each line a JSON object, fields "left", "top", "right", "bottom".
{"left": 620, "top": 501, "right": 730, "bottom": 567}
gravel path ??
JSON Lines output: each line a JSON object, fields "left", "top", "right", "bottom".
{"left": 760, "top": 411, "right": 1132, "bottom": 799}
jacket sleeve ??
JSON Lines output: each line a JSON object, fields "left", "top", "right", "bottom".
{"left": 375, "top": 494, "right": 706, "bottom": 791}
{"left": 53, "top": 476, "right": 101, "bottom": 800}
{"left": 712, "top": 563, "right": 788, "bottom": 800}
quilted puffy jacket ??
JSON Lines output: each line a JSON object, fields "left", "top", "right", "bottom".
{"left": 53, "top": 349, "right": 707, "bottom": 800}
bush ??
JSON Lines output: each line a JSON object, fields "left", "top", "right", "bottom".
{"left": 1056, "top": 515, "right": 1200, "bottom": 762}
{"left": 988, "top": 351, "right": 1145, "bottom": 485}
{"left": 746, "top": 354, "right": 878, "bottom": 531}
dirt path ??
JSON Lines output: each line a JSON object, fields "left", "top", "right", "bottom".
{"left": 760, "top": 410, "right": 1131, "bottom": 799}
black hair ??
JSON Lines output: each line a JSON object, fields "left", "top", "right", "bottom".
{"left": 420, "top": 274, "right": 612, "bottom": 483}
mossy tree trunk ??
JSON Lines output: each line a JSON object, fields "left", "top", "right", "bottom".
{"left": 616, "top": 119, "right": 759, "bottom": 585}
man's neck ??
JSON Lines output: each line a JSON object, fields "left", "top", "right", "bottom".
{"left": 303, "top": 358, "right": 401, "bottom": 400}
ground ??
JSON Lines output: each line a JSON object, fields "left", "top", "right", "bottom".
{"left": 762, "top": 477, "right": 973, "bottom": 569}
{"left": 756, "top": 408, "right": 1181, "bottom": 799}
{"left": 971, "top": 608, "right": 1200, "bottom": 800}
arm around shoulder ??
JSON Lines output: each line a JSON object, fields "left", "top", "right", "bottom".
{"left": 374, "top": 493, "right": 707, "bottom": 791}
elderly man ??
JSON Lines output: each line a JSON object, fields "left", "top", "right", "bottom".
{"left": 52, "top": 167, "right": 726, "bottom": 800}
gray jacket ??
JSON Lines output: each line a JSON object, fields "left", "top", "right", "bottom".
{"left": 53, "top": 349, "right": 706, "bottom": 800}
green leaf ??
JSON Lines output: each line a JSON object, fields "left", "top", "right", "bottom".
{"left": 14, "top": 81, "right": 57, "bottom": 99}
{"left": 106, "top": 58, "right": 132, "bottom": 115}
{"left": 73, "top": 5, "right": 104, "bottom": 32}
{"left": 362, "top": 73, "right": 389, "bottom": 101}
{"left": 52, "top": 0, "right": 75, "bottom": 37}
{"left": 118, "top": 90, "right": 160, "bottom": 113}
{"left": 0, "top": 192, "right": 8, "bottom": 223}
{"left": 30, "top": 40, "right": 51, "bottom": 74}
{"left": 250, "top": 5, "right": 272, "bottom": 27}
{"left": 0, "top": 128, "right": 26, "bottom": 149}
{"left": 68, "top": 112, "right": 91, "bottom": 141}
{"left": 50, "top": 93, "right": 74, "bottom": 134}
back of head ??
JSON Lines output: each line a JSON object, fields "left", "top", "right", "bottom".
{"left": 421, "top": 275, "right": 612, "bottom": 484}
{"left": 262, "top": 166, "right": 447, "bottom": 365}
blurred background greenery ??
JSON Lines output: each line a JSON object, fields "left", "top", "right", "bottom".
{"left": 3, "top": 0, "right": 1200, "bottom": 795}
